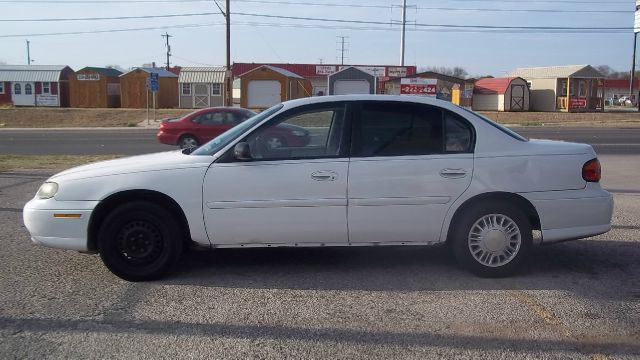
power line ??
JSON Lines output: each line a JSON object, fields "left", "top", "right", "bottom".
{"left": 0, "top": 12, "right": 218, "bottom": 22}
{"left": 232, "top": 12, "right": 633, "bottom": 30}
{"left": 0, "top": 20, "right": 630, "bottom": 39}
{"left": 0, "top": 0, "right": 632, "bottom": 4}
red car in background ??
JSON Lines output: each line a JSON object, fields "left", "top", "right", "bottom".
{"left": 157, "top": 107, "right": 257, "bottom": 148}
{"left": 157, "top": 107, "right": 312, "bottom": 149}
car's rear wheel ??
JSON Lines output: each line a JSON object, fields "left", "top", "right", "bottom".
{"left": 97, "top": 201, "right": 183, "bottom": 281}
{"left": 178, "top": 135, "right": 199, "bottom": 149}
{"left": 450, "top": 201, "right": 532, "bottom": 277}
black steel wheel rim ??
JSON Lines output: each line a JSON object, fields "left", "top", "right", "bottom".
{"left": 116, "top": 220, "right": 164, "bottom": 265}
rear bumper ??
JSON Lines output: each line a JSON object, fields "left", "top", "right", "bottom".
{"left": 156, "top": 131, "right": 179, "bottom": 146}
{"left": 524, "top": 188, "right": 613, "bottom": 244}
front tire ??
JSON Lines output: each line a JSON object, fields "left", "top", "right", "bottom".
{"left": 450, "top": 201, "right": 532, "bottom": 277}
{"left": 97, "top": 201, "right": 184, "bottom": 281}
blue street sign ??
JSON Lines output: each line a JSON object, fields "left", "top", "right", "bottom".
{"left": 148, "top": 72, "right": 159, "bottom": 92}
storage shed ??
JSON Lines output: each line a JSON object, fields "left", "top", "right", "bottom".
{"left": 69, "top": 67, "right": 122, "bottom": 108}
{"left": 382, "top": 71, "right": 474, "bottom": 107}
{"left": 120, "top": 67, "right": 179, "bottom": 108}
{"left": 0, "top": 65, "right": 73, "bottom": 107}
{"left": 506, "top": 65, "right": 604, "bottom": 112}
{"left": 178, "top": 67, "right": 228, "bottom": 108}
{"left": 239, "top": 65, "right": 311, "bottom": 110}
{"left": 327, "top": 66, "right": 376, "bottom": 95}
{"left": 472, "top": 77, "right": 530, "bottom": 112}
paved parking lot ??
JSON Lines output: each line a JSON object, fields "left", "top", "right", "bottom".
{"left": 0, "top": 155, "right": 638, "bottom": 359}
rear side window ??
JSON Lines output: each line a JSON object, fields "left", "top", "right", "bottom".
{"left": 352, "top": 102, "right": 473, "bottom": 157}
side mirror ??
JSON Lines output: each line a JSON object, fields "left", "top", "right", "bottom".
{"left": 233, "top": 142, "right": 252, "bottom": 161}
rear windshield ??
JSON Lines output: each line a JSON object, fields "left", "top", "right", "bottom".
{"left": 458, "top": 107, "right": 528, "bottom": 142}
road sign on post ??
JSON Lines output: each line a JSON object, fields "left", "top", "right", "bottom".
{"left": 148, "top": 72, "right": 160, "bottom": 92}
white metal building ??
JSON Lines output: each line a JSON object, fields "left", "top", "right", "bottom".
{"left": 178, "top": 67, "right": 228, "bottom": 108}
{"left": 0, "top": 65, "right": 73, "bottom": 107}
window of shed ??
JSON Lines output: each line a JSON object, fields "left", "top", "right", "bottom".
{"left": 25, "top": 84, "right": 33, "bottom": 95}
{"left": 0, "top": 82, "right": 4, "bottom": 94}
{"left": 14, "top": 83, "right": 21, "bottom": 95}
{"left": 211, "top": 83, "right": 222, "bottom": 96}
{"left": 181, "top": 83, "right": 192, "bottom": 96}
{"left": 42, "top": 82, "right": 51, "bottom": 94}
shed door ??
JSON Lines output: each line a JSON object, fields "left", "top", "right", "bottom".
{"left": 193, "top": 84, "right": 210, "bottom": 108}
{"left": 12, "top": 82, "right": 36, "bottom": 106}
{"left": 510, "top": 84, "right": 525, "bottom": 111}
{"left": 247, "top": 80, "right": 281, "bottom": 108}
{"left": 334, "top": 80, "right": 370, "bottom": 95}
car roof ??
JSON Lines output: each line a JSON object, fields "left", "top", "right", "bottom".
{"left": 280, "top": 94, "right": 461, "bottom": 111}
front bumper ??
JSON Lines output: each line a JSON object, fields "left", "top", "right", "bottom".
{"left": 23, "top": 198, "right": 99, "bottom": 251}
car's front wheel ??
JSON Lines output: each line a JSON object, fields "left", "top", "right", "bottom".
{"left": 450, "top": 201, "right": 532, "bottom": 277}
{"left": 97, "top": 201, "right": 184, "bottom": 281}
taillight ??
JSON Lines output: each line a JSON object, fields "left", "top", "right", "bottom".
{"left": 582, "top": 158, "right": 601, "bottom": 182}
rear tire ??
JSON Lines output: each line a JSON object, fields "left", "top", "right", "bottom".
{"left": 450, "top": 201, "right": 532, "bottom": 277}
{"left": 178, "top": 135, "right": 199, "bottom": 149}
{"left": 97, "top": 201, "right": 184, "bottom": 281}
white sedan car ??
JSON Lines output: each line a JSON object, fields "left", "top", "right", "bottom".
{"left": 23, "top": 95, "right": 613, "bottom": 281}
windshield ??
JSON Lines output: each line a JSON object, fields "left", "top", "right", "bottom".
{"left": 191, "top": 104, "right": 283, "bottom": 156}
{"left": 457, "top": 106, "right": 528, "bottom": 142}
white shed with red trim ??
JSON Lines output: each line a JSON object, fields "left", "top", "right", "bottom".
{"left": 0, "top": 65, "right": 74, "bottom": 107}
{"left": 472, "top": 77, "right": 530, "bottom": 112}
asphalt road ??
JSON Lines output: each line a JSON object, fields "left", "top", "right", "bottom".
{"left": 0, "top": 126, "right": 639, "bottom": 155}
{"left": 0, "top": 155, "right": 638, "bottom": 359}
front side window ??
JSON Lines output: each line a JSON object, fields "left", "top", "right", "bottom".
{"left": 25, "top": 84, "right": 33, "bottom": 95}
{"left": 14, "top": 83, "right": 21, "bottom": 95}
{"left": 353, "top": 102, "right": 444, "bottom": 157}
{"left": 211, "top": 83, "right": 222, "bottom": 96}
{"left": 42, "top": 82, "right": 51, "bottom": 94}
{"left": 181, "top": 83, "right": 191, "bottom": 96}
{"left": 241, "top": 105, "right": 347, "bottom": 161}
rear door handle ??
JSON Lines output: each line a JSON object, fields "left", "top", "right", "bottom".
{"left": 439, "top": 168, "right": 467, "bottom": 179}
{"left": 311, "top": 170, "right": 338, "bottom": 181}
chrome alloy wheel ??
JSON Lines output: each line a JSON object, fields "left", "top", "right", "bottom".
{"left": 468, "top": 214, "right": 521, "bottom": 267}
{"left": 180, "top": 137, "right": 198, "bottom": 149}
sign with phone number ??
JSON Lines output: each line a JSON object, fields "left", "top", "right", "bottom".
{"left": 400, "top": 84, "right": 437, "bottom": 96}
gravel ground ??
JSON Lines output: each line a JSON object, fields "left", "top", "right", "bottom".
{"left": 0, "top": 156, "right": 638, "bottom": 359}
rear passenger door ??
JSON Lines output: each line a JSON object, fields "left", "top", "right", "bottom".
{"left": 347, "top": 101, "right": 474, "bottom": 244}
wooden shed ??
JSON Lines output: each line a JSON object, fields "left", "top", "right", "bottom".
{"left": 239, "top": 65, "right": 311, "bottom": 110}
{"left": 472, "top": 77, "right": 530, "bottom": 112}
{"left": 69, "top": 67, "right": 122, "bottom": 108}
{"left": 120, "top": 67, "right": 179, "bottom": 108}
{"left": 506, "top": 65, "right": 604, "bottom": 112}
{"left": 328, "top": 66, "right": 376, "bottom": 95}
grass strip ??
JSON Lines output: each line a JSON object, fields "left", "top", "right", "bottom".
{"left": 0, "top": 155, "right": 122, "bottom": 172}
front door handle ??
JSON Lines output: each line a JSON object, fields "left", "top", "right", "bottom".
{"left": 311, "top": 170, "right": 338, "bottom": 181}
{"left": 439, "top": 168, "right": 467, "bottom": 179}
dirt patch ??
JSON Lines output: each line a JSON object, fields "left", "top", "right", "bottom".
{"left": 0, "top": 108, "right": 193, "bottom": 128}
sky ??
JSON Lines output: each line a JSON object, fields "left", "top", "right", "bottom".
{"left": 0, "top": 0, "right": 636, "bottom": 77}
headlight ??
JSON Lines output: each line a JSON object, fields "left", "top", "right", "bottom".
{"left": 292, "top": 130, "right": 307, "bottom": 137}
{"left": 36, "top": 182, "right": 59, "bottom": 199}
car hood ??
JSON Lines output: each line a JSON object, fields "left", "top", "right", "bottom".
{"left": 50, "top": 150, "right": 213, "bottom": 182}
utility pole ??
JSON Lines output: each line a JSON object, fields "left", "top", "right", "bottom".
{"left": 225, "top": 0, "right": 232, "bottom": 106}
{"left": 336, "top": 36, "right": 348, "bottom": 65}
{"left": 400, "top": 0, "right": 407, "bottom": 66}
{"left": 161, "top": 32, "right": 172, "bottom": 70}
{"left": 26, "top": 40, "right": 34, "bottom": 65}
